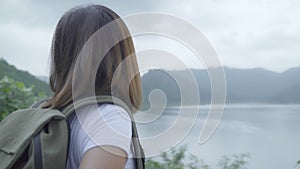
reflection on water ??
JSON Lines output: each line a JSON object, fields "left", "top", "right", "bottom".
{"left": 135, "top": 104, "right": 300, "bottom": 169}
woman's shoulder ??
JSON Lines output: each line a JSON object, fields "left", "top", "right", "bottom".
{"left": 69, "top": 103, "right": 133, "bottom": 157}
{"left": 67, "top": 103, "right": 134, "bottom": 168}
{"left": 98, "top": 103, "right": 131, "bottom": 119}
{"left": 72, "top": 103, "right": 131, "bottom": 122}
{"left": 71, "top": 103, "right": 132, "bottom": 140}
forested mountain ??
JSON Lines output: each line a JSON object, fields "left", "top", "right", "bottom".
{"left": 0, "top": 59, "right": 52, "bottom": 96}
{"left": 142, "top": 67, "right": 300, "bottom": 105}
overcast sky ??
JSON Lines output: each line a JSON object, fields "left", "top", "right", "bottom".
{"left": 1, "top": 0, "right": 299, "bottom": 76}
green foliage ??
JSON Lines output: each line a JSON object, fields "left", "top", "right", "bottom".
{"left": 187, "top": 155, "right": 210, "bottom": 169}
{"left": 145, "top": 160, "right": 165, "bottom": 169}
{"left": 146, "top": 146, "right": 186, "bottom": 169}
{"left": 161, "top": 145, "right": 186, "bottom": 169}
{"left": 217, "top": 153, "right": 250, "bottom": 169}
{"left": 0, "top": 76, "right": 44, "bottom": 121}
{"left": 0, "top": 59, "right": 52, "bottom": 96}
{"left": 297, "top": 160, "right": 300, "bottom": 168}
{"left": 145, "top": 145, "right": 250, "bottom": 169}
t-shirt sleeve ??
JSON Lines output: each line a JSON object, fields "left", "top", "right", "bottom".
{"left": 77, "top": 104, "right": 132, "bottom": 159}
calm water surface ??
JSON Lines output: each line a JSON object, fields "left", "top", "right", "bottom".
{"left": 135, "top": 104, "right": 300, "bottom": 169}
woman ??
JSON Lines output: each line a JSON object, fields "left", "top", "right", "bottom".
{"left": 42, "top": 5, "right": 143, "bottom": 169}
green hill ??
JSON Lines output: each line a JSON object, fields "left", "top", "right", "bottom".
{"left": 0, "top": 59, "right": 52, "bottom": 96}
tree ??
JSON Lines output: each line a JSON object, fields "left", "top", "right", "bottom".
{"left": 217, "top": 153, "right": 250, "bottom": 169}
{"left": 145, "top": 145, "right": 250, "bottom": 169}
{"left": 187, "top": 155, "right": 210, "bottom": 169}
{"left": 0, "top": 76, "right": 44, "bottom": 121}
{"left": 146, "top": 145, "right": 186, "bottom": 169}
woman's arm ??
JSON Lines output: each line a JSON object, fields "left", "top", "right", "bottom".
{"left": 79, "top": 145, "right": 127, "bottom": 169}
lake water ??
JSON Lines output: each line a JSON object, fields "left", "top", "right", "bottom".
{"left": 135, "top": 104, "right": 300, "bottom": 169}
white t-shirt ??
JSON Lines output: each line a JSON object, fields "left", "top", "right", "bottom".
{"left": 66, "top": 104, "right": 136, "bottom": 169}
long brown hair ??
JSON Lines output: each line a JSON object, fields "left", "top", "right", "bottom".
{"left": 43, "top": 5, "right": 142, "bottom": 112}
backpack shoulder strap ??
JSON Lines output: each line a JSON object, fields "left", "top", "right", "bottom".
{"left": 30, "top": 100, "right": 46, "bottom": 108}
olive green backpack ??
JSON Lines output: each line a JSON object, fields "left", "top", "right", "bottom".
{"left": 0, "top": 96, "right": 145, "bottom": 169}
